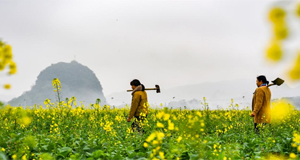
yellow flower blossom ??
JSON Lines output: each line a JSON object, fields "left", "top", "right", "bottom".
{"left": 269, "top": 7, "right": 285, "bottom": 23}
{"left": 157, "top": 132, "right": 165, "bottom": 141}
{"left": 152, "top": 140, "right": 159, "bottom": 145}
{"left": 157, "top": 122, "right": 164, "bottom": 128}
{"left": 4, "top": 84, "right": 11, "bottom": 89}
{"left": 273, "top": 24, "right": 288, "bottom": 40}
{"left": 1, "top": 148, "right": 5, "bottom": 152}
{"left": 143, "top": 142, "right": 149, "bottom": 148}
{"left": 292, "top": 143, "right": 297, "bottom": 147}
{"left": 288, "top": 53, "right": 300, "bottom": 80}
{"left": 159, "top": 152, "right": 165, "bottom": 160}
{"left": 146, "top": 133, "right": 156, "bottom": 142}
{"left": 266, "top": 41, "right": 282, "bottom": 61}
{"left": 168, "top": 120, "right": 174, "bottom": 130}
{"left": 297, "top": 4, "right": 300, "bottom": 17}
{"left": 290, "top": 153, "right": 297, "bottom": 159}
{"left": 156, "top": 112, "right": 164, "bottom": 119}
{"left": 163, "top": 114, "right": 170, "bottom": 121}
{"left": 177, "top": 136, "right": 182, "bottom": 142}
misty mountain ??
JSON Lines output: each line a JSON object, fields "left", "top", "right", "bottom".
{"left": 107, "top": 79, "right": 300, "bottom": 109}
{"left": 8, "top": 61, "right": 106, "bottom": 106}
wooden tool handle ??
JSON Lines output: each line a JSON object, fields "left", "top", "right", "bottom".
{"left": 127, "top": 88, "right": 157, "bottom": 92}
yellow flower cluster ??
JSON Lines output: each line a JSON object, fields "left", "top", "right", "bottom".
{"left": 145, "top": 131, "right": 165, "bottom": 159}
{"left": 297, "top": 4, "right": 300, "bottom": 17}
{"left": 0, "top": 40, "right": 17, "bottom": 89}
{"left": 271, "top": 100, "right": 295, "bottom": 122}
{"left": 52, "top": 78, "right": 62, "bottom": 92}
{"left": 289, "top": 53, "right": 300, "bottom": 80}
{"left": 103, "top": 121, "right": 113, "bottom": 132}
{"left": 266, "top": 4, "right": 300, "bottom": 80}
{"left": 266, "top": 7, "right": 287, "bottom": 61}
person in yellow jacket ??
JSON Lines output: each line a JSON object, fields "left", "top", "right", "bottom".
{"left": 127, "top": 79, "right": 149, "bottom": 132}
{"left": 250, "top": 75, "right": 272, "bottom": 133}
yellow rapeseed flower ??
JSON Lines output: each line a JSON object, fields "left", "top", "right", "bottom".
{"left": 163, "top": 114, "right": 170, "bottom": 121}
{"left": 152, "top": 140, "right": 159, "bottom": 145}
{"left": 159, "top": 152, "right": 165, "bottom": 160}
{"left": 273, "top": 24, "right": 288, "bottom": 40}
{"left": 146, "top": 133, "right": 156, "bottom": 142}
{"left": 297, "top": 4, "right": 300, "bottom": 17}
{"left": 298, "top": 146, "right": 300, "bottom": 152}
{"left": 22, "top": 154, "right": 27, "bottom": 160}
{"left": 8, "top": 61, "right": 17, "bottom": 74}
{"left": 19, "top": 116, "right": 32, "bottom": 127}
{"left": 290, "top": 153, "right": 297, "bottom": 159}
{"left": 269, "top": 7, "right": 285, "bottom": 23}
{"left": 12, "top": 155, "right": 17, "bottom": 159}
{"left": 177, "top": 136, "right": 182, "bottom": 142}
{"left": 157, "top": 122, "right": 164, "bottom": 128}
{"left": 1, "top": 148, "right": 5, "bottom": 152}
{"left": 266, "top": 42, "right": 282, "bottom": 61}
{"left": 292, "top": 143, "right": 297, "bottom": 147}
{"left": 168, "top": 120, "right": 174, "bottom": 130}
{"left": 4, "top": 84, "right": 11, "bottom": 89}
{"left": 156, "top": 112, "right": 164, "bottom": 119}
{"left": 288, "top": 53, "right": 300, "bottom": 80}
{"left": 143, "top": 142, "right": 149, "bottom": 148}
{"left": 156, "top": 132, "right": 165, "bottom": 141}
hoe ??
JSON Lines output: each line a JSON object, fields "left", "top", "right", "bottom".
{"left": 127, "top": 85, "right": 160, "bottom": 93}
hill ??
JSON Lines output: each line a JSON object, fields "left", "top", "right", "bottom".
{"left": 8, "top": 61, "right": 106, "bottom": 106}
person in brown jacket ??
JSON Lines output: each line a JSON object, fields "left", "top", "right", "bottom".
{"left": 250, "top": 75, "right": 272, "bottom": 133}
{"left": 127, "top": 79, "right": 149, "bottom": 132}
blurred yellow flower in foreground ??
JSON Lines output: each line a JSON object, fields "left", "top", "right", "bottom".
{"left": 157, "top": 122, "right": 164, "bottom": 128}
{"left": 18, "top": 116, "right": 32, "bottom": 127}
{"left": 265, "top": 154, "right": 284, "bottom": 160}
{"left": 269, "top": 7, "right": 285, "bottom": 23}
{"left": 4, "top": 84, "right": 11, "bottom": 89}
{"left": 293, "top": 133, "right": 300, "bottom": 144}
{"left": 273, "top": 24, "right": 288, "bottom": 40}
{"left": 297, "top": 4, "right": 300, "bottom": 17}
{"left": 288, "top": 53, "right": 300, "bottom": 80}
{"left": 177, "top": 136, "right": 182, "bottom": 142}
{"left": 272, "top": 100, "right": 294, "bottom": 122}
{"left": 266, "top": 42, "right": 282, "bottom": 61}
{"left": 12, "top": 155, "right": 17, "bottom": 159}
{"left": 290, "top": 153, "right": 297, "bottom": 159}
{"left": 159, "top": 152, "right": 165, "bottom": 160}
{"left": 143, "top": 142, "right": 149, "bottom": 148}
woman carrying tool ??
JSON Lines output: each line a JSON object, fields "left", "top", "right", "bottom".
{"left": 127, "top": 79, "right": 149, "bottom": 133}
{"left": 250, "top": 75, "right": 272, "bottom": 134}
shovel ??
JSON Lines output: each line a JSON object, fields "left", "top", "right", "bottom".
{"left": 267, "top": 77, "right": 284, "bottom": 87}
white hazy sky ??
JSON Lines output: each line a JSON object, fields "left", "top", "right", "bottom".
{"left": 1, "top": 0, "right": 300, "bottom": 101}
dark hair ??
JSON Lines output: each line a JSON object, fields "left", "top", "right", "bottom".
{"left": 257, "top": 75, "right": 269, "bottom": 85}
{"left": 130, "top": 79, "right": 145, "bottom": 91}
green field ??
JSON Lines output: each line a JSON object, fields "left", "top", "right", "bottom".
{"left": 0, "top": 99, "right": 299, "bottom": 160}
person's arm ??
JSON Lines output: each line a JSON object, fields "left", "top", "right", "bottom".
{"left": 127, "top": 93, "right": 140, "bottom": 122}
{"left": 251, "top": 89, "right": 264, "bottom": 117}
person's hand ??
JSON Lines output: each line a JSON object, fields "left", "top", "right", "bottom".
{"left": 250, "top": 112, "right": 256, "bottom": 117}
{"left": 127, "top": 118, "right": 131, "bottom": 122}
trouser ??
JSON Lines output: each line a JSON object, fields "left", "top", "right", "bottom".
{"left": 131, "top": 115, "right": 147, "bottom": 133}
